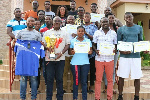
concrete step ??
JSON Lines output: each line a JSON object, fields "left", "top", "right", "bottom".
{"left": 0, "top": 88, "right": 150, "bottom": 100}
{"left": 0, "top": 76, "right": 134, "bottom": 92}
{"left": 0, "top": 64, "right": 9, "bottom": 70}
{"left": 0, "top": 69, "right": 9, "bottom": 78}
{"left": 2, "top": 59, "right": 9, "bottom": 65}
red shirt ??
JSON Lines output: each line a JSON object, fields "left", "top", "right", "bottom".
{"left": 40, "top": 27, "right": 53, "bottom": 33}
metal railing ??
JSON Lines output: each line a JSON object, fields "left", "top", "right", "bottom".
{"left": 7, "top": 38, "right": 16, "bottom": 92}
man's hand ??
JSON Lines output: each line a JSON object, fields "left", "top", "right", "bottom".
{"left": 71, "top": 50, "right": 75, "bottom": 55}
{"left": 12, "top": 38, "right": 17, "bottom": 47}
{"left": 85, "top": 32, "right": 88, "bottom": 35}
{"left": 143, "top": 51, "right": 149, "bottom": 54}
{"left": 47, "top": 47, "right": 54, "bottom": 54}
{"left": 72, "top": 33, "right": 77, "bottom": 38}
{"left": 96, "top": 50, "right": 100, "bottom": 56}
{"left": 95, "top": 21, "right": 99, "bottom": 28}
{"left": 113, "top": 49, "right": 117, "bottom": 54}
{"left": 120, "top": 51, "right": 131, "bottom": 54}
{"left": 88, "top": 50, "right": 92, "bottom": 55}
{"left": 55, "top": 52, "right": 62, "bottom": 60}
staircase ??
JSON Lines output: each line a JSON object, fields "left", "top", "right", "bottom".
{"left": 0, "top": 51, "right": 150, "bottom": 100}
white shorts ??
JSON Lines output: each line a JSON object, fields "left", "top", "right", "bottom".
{"left": 117, "top": 57, "right": 143, "bottom": 79}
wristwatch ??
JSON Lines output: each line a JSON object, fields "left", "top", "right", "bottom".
{"left": 60, "top": 52, "right": 63, "bottom": 56}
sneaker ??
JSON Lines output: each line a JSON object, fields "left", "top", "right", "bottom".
{"left": 117, "top": 95, "right": 123, "bottom": 100}
{"left": 134, "top": 95, "right": 139, "bottom": 100}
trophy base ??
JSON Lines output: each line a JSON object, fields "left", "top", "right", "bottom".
{"left": 49, "top": 54, "right": 57, "bottom": 60}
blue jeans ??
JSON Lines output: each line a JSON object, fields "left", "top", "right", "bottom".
{"left": 45, "top": 60, "right": 65, "bottom": 100}
{"left": 20, "top": 76, "right": 38, "bottom": 100}
{"left": 71, "top": 64, "right": 90, "bottom": 100}
{"left": 42, "top": 57, "right": 47, "bottom": 85}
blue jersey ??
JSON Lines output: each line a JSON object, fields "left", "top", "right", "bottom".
{"left": 14, "top": 39, "right": 45, "bottom": 76}
{"left": 83, "top": 24, "right": 98, "bottom": 58}
{"left": 6, "top": 18, "right": 27, "bottom": 36}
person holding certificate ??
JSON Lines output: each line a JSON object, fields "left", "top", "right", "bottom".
{"left": 83, "top": 12, "right": 98, "bottom": 93}
{"left": 70, "top": 26, "right": 92, "bottom": 100}
{"left": 117, "top": 12, "right": 143, "bottom": 100}
{"left": 93, "top": 17, "right": 117, "bottom": 100}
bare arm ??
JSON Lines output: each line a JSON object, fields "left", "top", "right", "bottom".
{"left": 92, "top": 42, "right": 99, "bottom": 56}
{"left": 55, "top": 44, "right": 70, "bottom": 60}
{"left": 7, "top": 27, "right": 15, "bottom": 39}
{"left": 85, "top": 32, "right": 93, "bottom": 40}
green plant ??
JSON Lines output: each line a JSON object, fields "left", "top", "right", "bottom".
{"left": 138, "top": 21, "right": 150, "bottom": 66}
{"left": 0, "top": 60, "right": 2, "bottom": 65}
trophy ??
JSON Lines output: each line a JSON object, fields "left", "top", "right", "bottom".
{"left": 45, "top": 34, "right": 57, "bottom": 59}
{"left": 45, "top": 34, "right": 63, "bottom": 60}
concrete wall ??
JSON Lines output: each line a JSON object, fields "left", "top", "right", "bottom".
{"left": 134, "top": 13, "right": 150, "bottom": 41}
{"left": 23, "top": 0, "right": 98, "bottom": 13}
{"left": 0, "top": 0, "right": 12, "bottom": 59}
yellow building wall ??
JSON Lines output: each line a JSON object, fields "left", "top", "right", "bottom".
{"left": 23, "top": 0, "right": 97, "bottom": 13}
{"left": 116, "top": 3, "right": 126, "bottom": 25}
{"left": 134, "top": 13, "right": 150, "bottom": 41}
{"left": 125, "top": 3, "right": 150, "bottom": 13}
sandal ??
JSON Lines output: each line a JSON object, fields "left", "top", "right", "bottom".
{"left": 102, "top": 89, "right": 107, "bottom": 93}
{"left": 88, "top": 89, "right": 94, "bottom": 94}
{"left": 113, "top": 90, "right": 117, "bottom": 94}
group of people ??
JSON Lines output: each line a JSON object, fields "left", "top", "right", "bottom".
{"left": 6, "top": 0, "right": 148, "bottom": 100}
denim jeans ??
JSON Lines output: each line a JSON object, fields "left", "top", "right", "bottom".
{"left": 42, "top": 57, "right": 47, "bottom": 85}
{"left": 45, "top": 60, "right": 65, "bottom": 100}
{"left": 20, "top": 76, "right": 38, "bottom": 100}
{"left": 71, "top": 64, "right": 90, "bottom": 100}
{"left": 89, "top": 57, "right": 96, "bottom": 86}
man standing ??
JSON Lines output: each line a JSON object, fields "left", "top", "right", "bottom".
{"left": 42, "top": 16, "right": 70, "bottom": 100}
{"left": 15, "top": 17, "right": 42, "bottom": 100}
{"left": 62, "top": 15, "right": 76, "bottom": 93}
{"left": 75, "top": 6, "right": 85, "bottom": 25}
{"left": 24, "top": 0, "right": 39, "bottom": 20}
{"left": 104, "top": 7, "right": 123, "bottom": 27}
{"left": 93, "top": 17, "right": 117, "bottom": 100}
{"left": 40, "top": 15, "right": 53, "bottom": 34}
{"left": 44, "top": 1, "right": 55, "bottom": 19}
{"left": 90, "top": 3, "right": 99, "bottom": 27}
{"left": 90, "top": 3, "right": 98, "bottom": 14}
{"left": 117, "top": 12, "right": 143, "bottom": 100}
{"left": 7, "top": 8, "right": 27, "bottom": 39}
{"left": 68, "top": 0, "right": 78, "bottom": 19}
{"left": 83, "top": 12, "right": 98, "bottom": 93}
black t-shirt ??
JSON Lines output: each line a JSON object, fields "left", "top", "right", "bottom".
{"left": 68, "top": 10, "right": 78, "bottom": 19}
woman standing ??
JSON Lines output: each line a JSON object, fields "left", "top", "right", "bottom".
{"left": 56, "top": 5, "right": 68, "bottom": 27}
{"left": 70, "top": 26, "right": 92, "bottom": 100}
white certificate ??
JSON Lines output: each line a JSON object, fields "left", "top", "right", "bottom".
{"left": 99, "top": 43, "right": 115, "bottom": 55}
{"left": 74, "top": 42, "right": 90, "bottom": 53}
{"left": 117, "top": 41, "right": 133, "bottom": 52}
{"left": 90, "top": 13, "right": 105, "bottom": 22}
{"left": 66, "top": 25, "right": 78, "bottom": 34}
{"left": 134, "top": 41, "right": 150, "bottom": 53}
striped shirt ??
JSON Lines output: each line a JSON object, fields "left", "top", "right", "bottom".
{"left": 93, "top": 28, "right": 117, "bottom": 62}
{"left": 6, "top": 18, "right": 27, "bottom": 36}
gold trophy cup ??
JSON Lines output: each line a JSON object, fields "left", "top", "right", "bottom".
{"left": 45, "top": 34, "right": 57, "bottom": 59}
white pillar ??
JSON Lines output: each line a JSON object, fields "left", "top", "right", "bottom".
{"left": 97, "top": 0, "right": 107, "bottom": 14}
{"left": 11, "top": 0, "right": 24, "bottom": 19}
